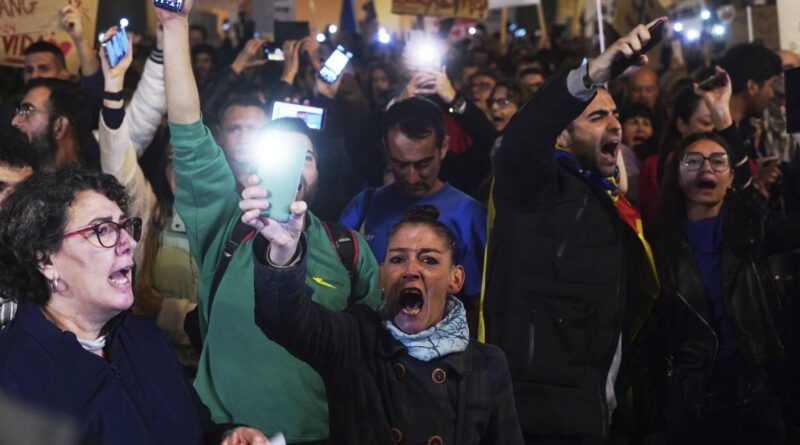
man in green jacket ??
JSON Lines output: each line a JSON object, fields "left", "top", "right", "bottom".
{"left": 156, "top": 1, "right": 382, "bottom": 443}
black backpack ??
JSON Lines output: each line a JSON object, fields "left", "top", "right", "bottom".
{"left": 184, "top": 219, "right": 359, "bottom": 352}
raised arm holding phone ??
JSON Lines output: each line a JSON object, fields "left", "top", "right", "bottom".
{"left": 156, "top": 2, "right": 269, "bottom": 445}
{"left": 157, "top": 1, "right": 382, "bottom": 442}
{"left": 483, "top": 20, "right": 665, "bottom": 442}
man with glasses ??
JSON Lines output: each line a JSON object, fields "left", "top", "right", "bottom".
{"left": 12, "top": 78, "right": 99, "bottom": 170}
{"left": 340, "top": 96, "right": 487, "bottom": 334}
{"left": 1, "top": 5, "right": 104, "bottom": 132}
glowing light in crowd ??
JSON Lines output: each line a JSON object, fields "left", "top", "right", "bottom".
{"left": 120, "top": 18, "right": 129, "bottom": 28}
{"left": 316, "top": 33, "right": 326, "bottom": 43}
{"left": 711, "top": 24, "right": 726, "bottom": 36}
{"left": 409, "top": 38, "right": 443, "bottom": 69}
{"left": 328, "top": 24, "right": 338, "bottom": 34}
{"left": 468, "top": 26, "right": 477, "bottom": 36}
{"left": 673, "top": 22, "right": 684, "bottom": 32}
{"left": 700, "top": 9, "right": 711, "bottom": 20}
{"left": 98, "top": 33, "right": 105, "bottom": 42}
{"left": 686, "top": 29, "right": 701, "bottom": 41}
{"left": 378, "top": 27, "right": 391, "bottom": 44}
{"left": 514, "top": 28, "right": 527, "bottom": 38}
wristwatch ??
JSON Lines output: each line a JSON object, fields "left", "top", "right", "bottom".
{"left": 103, "top": 90, "right": 125, "bottom": 101}
{"left": 447, "top": 94, "right": 467, "bottom": 114}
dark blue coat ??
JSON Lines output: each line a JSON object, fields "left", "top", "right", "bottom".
{"left": 0, "top": 301, "right": 231, "bottom": 445}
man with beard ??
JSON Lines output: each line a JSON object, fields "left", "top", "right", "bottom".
{"left": 158, "top": 0, "right": 382, "bottom": 440}
{"left": 340, "top": 97, "right": 487, "bottom": 333}
{"left": 11, "top": 78, "right": 100, "bottom": 170}
{"left": 482, "top": 21, "right": 662, "bottom": 443}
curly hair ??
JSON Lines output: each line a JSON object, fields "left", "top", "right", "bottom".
{"left": 0, "top": 167, "right": 128, "bottom": 305}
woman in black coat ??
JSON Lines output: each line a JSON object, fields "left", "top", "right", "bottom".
{"left": 650, "top": 123, "right": 800, "bottom": 443}
{"left": 240, "top": 184, "right": 524, "bottom": 445}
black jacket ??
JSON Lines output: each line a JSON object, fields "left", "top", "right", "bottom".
{"left": 654, "top": 187, "right": 799, "bottom": 412}
{"left": 253, "top": 237, "right": 524, "bottom": 445}
{"left": 484, "top": 72, "right": 654, "bottom": 438}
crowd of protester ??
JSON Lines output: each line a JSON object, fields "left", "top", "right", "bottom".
{"left": 0, "top": 0, "right": 799, "bottom": 443}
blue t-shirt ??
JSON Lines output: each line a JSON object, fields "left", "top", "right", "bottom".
{"left": 683, "top": 214, "right": 738, "bottom": 358}
{"left": 340, "top": 183, "right": 487, "bottom": 295}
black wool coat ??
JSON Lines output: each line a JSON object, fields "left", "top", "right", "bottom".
{"left": 253, "top": 236, "right": 524, "bottom": 445}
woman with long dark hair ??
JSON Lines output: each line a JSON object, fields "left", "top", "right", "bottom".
{"left": 639, "top": 83, "right": 715, "bottom": 222}
{"left": 650, "top": 126, "right": 800, "bottom": 442}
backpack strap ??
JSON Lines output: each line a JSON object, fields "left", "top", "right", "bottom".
{"left": 321, "top": 221, "right": 359, "bottom": 285}
{"left": 207, "top": 220, "right": 256, "bottom": 317}
{"left": 185, "top": 218, "right": 255, "bottom": 353}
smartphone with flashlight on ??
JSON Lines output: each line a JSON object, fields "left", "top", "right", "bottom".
{"left": 101, "top": 20, "right": 129, "bottom": 68}
{"left": 254, "top": 131, "right": 308, "bottom": 222}
{"left": 609, "top": 18, "right": 666, "bottom": 78}
{"left": 271, "top": 101, "right": 325, "bottom": 130}
{"left": 405, "top": 32, "right": 443, "bottom": 72}
{"left": 262, "top": 42, "right": 285, "bottom": 61}
{"left": 319, "top": 45, "right": 352, "bottom": 84}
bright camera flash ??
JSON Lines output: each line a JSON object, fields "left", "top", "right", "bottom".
{"left": 514, "top": 28, "right": 527, "bottom": 38}
{"left": 468, "top": 26, "right": 477, "bottom": 35}
{"left": 407, "top": 35, "right": 443, "bottom": 69}
{"left": 120, "top": 18, "right": 129, "bottom": 28}
{"left": 316, "top": 32, "right": 326, "bottom": 43}
{"left": 700, "top": 10, "right": 711, "bottom": 20}
{"left": 98, "top": 33, "right": 105, "bottom": 43}
{"left": 378, "top": 27, "right": 391, "bottom": 44}
{"left": 253, "top": 130, "right": 301, "bottom": 171}
{"left": 673, "top": 22, "right": 684, "bottom": 32}
{"left": 711, "top": 24, "right": 725, "bottom": 36}
{"left": 686, "top": 29, "right": 701, "bottom": 41}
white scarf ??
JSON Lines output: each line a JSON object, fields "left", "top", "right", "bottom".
{"left": 382, "top": 295, "right": 469, "bottom": 362}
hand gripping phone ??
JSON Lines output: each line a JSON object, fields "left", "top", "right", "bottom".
{"left": 319, "top": 45, "right": 353, "bottom": 84}
{"left": 609, "top": 19, "right": 666, "bottom": 78}
{"left": 102, "top": 20, "right": 129, "bottom": 68}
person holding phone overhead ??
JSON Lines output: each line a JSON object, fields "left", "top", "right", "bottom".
{"left": 482, "top": 20, "right": 665, "bottom": 443}
{"left": 244, "top": 198, "right": 524, "bottom": 444}
{"left": 155, "top": 0, "right": 382, "bottom": 443}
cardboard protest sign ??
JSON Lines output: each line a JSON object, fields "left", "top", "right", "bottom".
{"left": 391, "top": 0, "right": 489, "bottom": 20}
{"left": 0, "top": 0, "right": 66, "bottom": 37}
{"left": 0, "top": 0, "right": 98, "bottom": 74}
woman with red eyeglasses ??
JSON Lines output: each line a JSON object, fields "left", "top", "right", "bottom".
{"left": 0, "top": 168, "right": 267, "bottom": 445}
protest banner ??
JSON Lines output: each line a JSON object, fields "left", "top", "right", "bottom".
{"left": 1, "top": 0, "right": 67, "bottom": 37}
{"left": 0, "top": 0, "right": 97, "bottom": 73}
{"left": 391, "top": 0, "right": 489, "bottom": 20}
